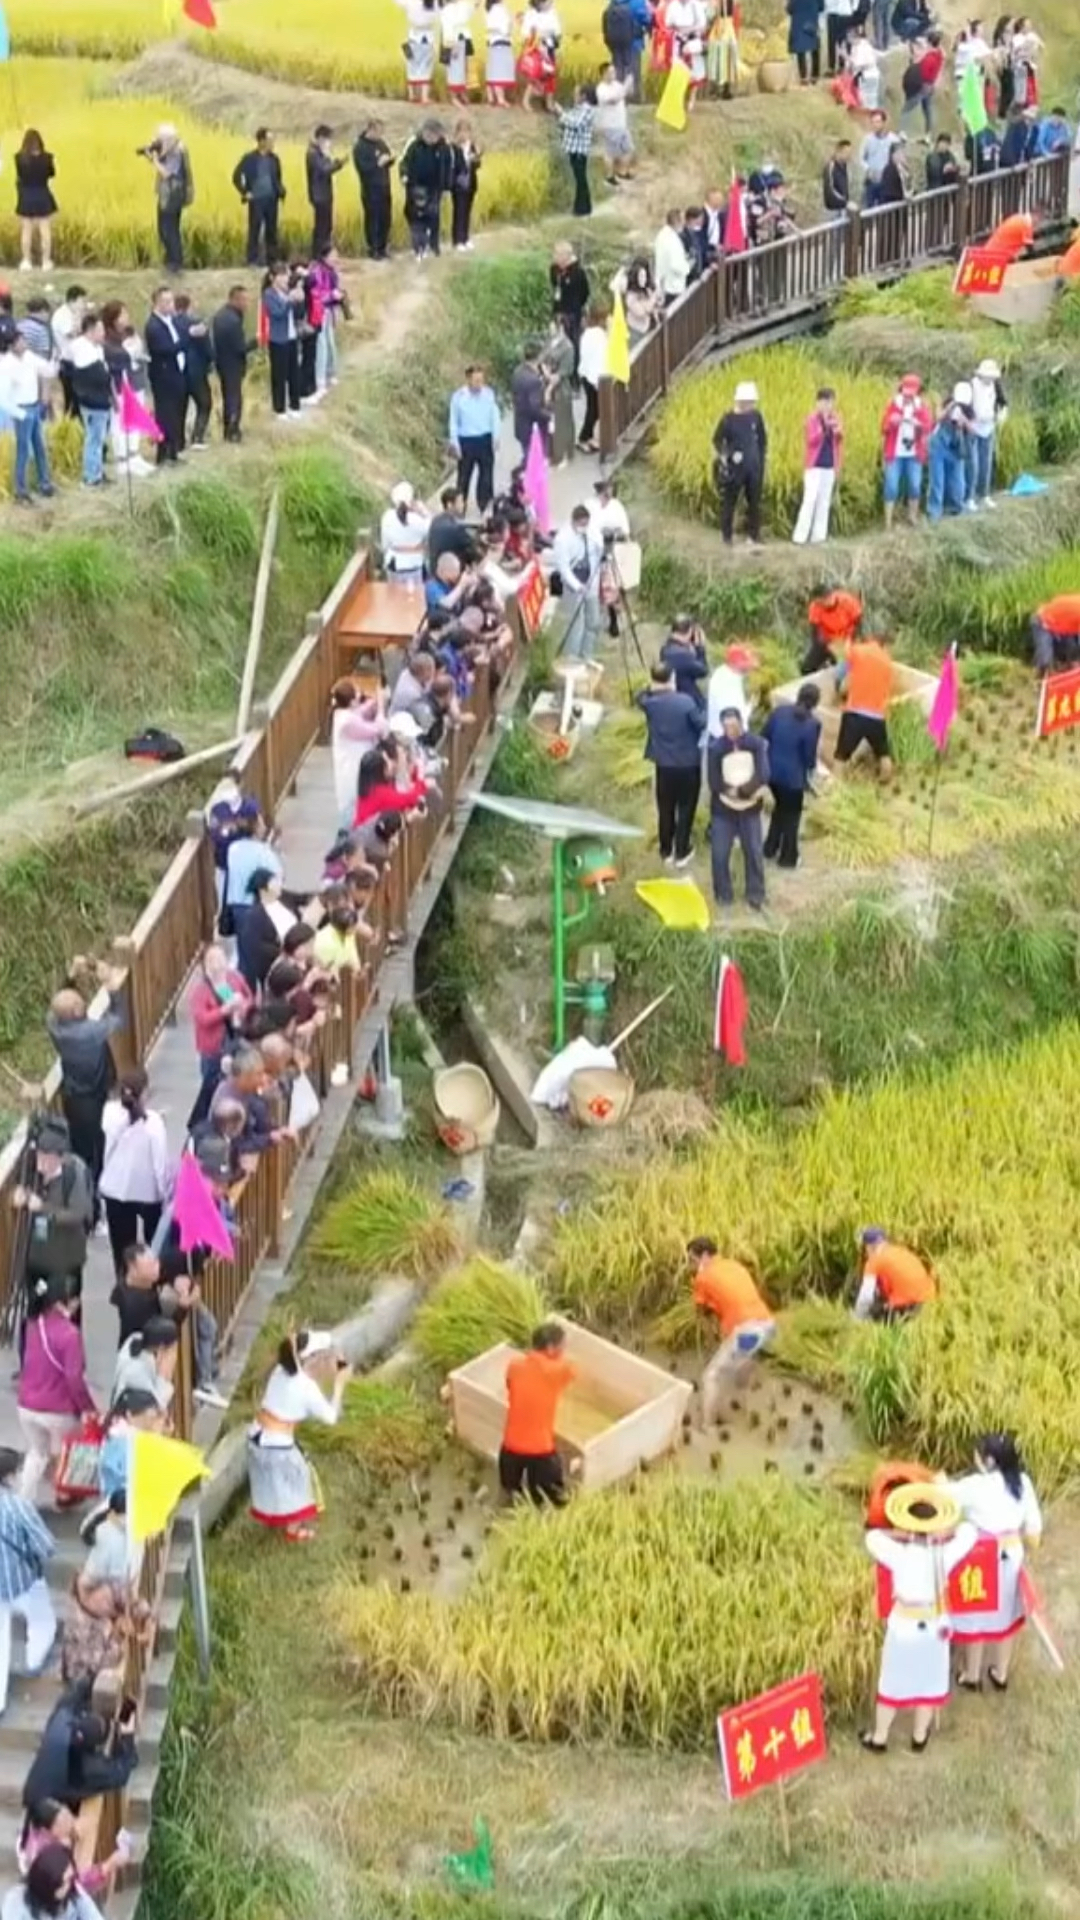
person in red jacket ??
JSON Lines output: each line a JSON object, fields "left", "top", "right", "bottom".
{"left": 881, "top": 373, "right": 932, "bottom": 529}
{"left": 352, "top": 745, "right": 427, "bottom": 829}
{"left": 792, "top": 387, "right": 843, "bottom": 546}
{"left": 187, "top": 942, "right": 252, "bottom": 1128}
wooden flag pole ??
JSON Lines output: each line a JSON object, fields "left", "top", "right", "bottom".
{"left": 72, "top": 735, "right": 243, "bottom": 819}
{"left": 776, "top": 1780, "right": 791, "bottom": 1860}
{"left": 235, "top": 488, "right": 280, "bottom": 737}
{"left": 926, "top": 744, "right": 947, "bottom": 859}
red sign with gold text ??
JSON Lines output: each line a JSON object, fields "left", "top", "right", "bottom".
{"left": 516, "top": 561, "right": 547, "bottom": 640}
{"left": 874, "top": 1533, "right": 1000, "bottom": 1621}
{"left": 1036, "top": 666, "right": 1080, "bottom": 739}
{"left": 953, "top": 247, "right": 1011, "bottom": 297}
{"left": 717, "top": 1673, "right": 827, "bottom": 1801}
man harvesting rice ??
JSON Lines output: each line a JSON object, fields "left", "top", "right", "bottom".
{"left": 500, "top": 1323, "right": 575, "bottom": 1507}
{"left": 853, "top": 1227, "right": 937, "bottom": 1323}
{"left": 686, "top": 1238, "right": 776, "bottom": 1427}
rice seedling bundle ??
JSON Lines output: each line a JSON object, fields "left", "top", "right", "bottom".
{"left": 0, "top": 61, "right": 554, "bottom": 268}
{"left": 308, "top": 1167, "right": 461, "bottom": 1282}
{"left": 331, "top": 1476, "right": 875, "bottom": 1744}
{"left": 305, "top": 1378, "right": 443, "bottom": 1474}
{"left": 650, "top": 347, "right": 1038, "bottom": 535}
{"left": 547, "top": 1024, "right": 1080, "bottom": 1491}
{"left": 414, "top": 1257, "right": 548, "bottom": 1373}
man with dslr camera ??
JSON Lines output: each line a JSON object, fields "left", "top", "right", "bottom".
{"left": 137, "top": 124, "right": 193, "bottom": 273}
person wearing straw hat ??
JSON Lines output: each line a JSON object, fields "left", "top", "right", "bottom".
{"left": 247, "top": 1330, "right": 352, "bottom": 1542}
{"left": 863, "top": 1485, "right": 976, "bottom": 1752}
{"left": 944, "top": 1432, "right": 1043, "bottom": 1693}
{"left": 968, "top": 357, "right": 1007, "bottom": 511}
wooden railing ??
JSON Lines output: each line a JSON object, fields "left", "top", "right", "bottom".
{"left": 598, "top": 150, "right": 1072, "bottom": 457}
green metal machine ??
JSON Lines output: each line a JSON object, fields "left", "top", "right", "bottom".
{"left": 471, "top": 793, "right": 643, "bottom": 1049}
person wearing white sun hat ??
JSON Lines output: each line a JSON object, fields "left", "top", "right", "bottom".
{"left": 712, "top": 380, "right": 768, "bottom": 549}
{"left": 379, "top": 481, "right": 430, "bottom": 585}
{"left": 968, "top": 356, "right": 1007, "bottom": 510}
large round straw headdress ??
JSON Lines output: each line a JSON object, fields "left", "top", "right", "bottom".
{"left": 884, "top": 1483, "right": 960, "bottom": 1537}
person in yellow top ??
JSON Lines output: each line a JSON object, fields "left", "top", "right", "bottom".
{"left": 687, "top": 1236, "right": 776, "bottom": 1427}
{"left": 834, "top": 633, "right": 897, "bottom": 781}
{"left": 854, "top": 1227, "right": 937, "bottom": 1324}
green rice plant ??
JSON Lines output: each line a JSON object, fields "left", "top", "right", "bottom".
{"left": 651, "top": 347, "right": 1040, "bottom": 536}
{"left": 414, "top": 1259, "right": 548, "bottom": 1373}
{"left": 887, "top": 700, "right": 938, "bottom": 771}
{"left": 924, "top": 545, "right": 1080, "bottom": 655}
{"left": 834, "top": 267, "right": 975, "bottom": 330}
{"left": 308, "top": 1169, "right": 462, "bottom": 1283}
{"left": 305, "top": 1378, "right": 443, "bottom": 1475}
{"left": 330, "top": 1476, "right": 875, "bottom": 1743}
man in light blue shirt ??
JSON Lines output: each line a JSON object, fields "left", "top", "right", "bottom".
{"left": 224, "top": 812, "right": 283, "bottom": 916}
{"left": 448, "top": 363, "right": 500, "bottom": 514}
{"left": 1034, "top": 106, "right": 1071, "bottom": 157}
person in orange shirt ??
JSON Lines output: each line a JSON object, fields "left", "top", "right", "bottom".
{"left": 687, "top": 1236, "right": 776, "bottom": 1426}
{"left": 1031, "top": 596, "right": 1080, "bottom": 676}
{"left": 499, "top": 1322, "right": 575, "bottom": 1505}
{"left": 987, "top": 211, "right": 1034, "bottom": 261}
{"left": 1058, "top": 235, "right": 1080, "bottom": 280}
{"left": 802, "top": 586, "right": 863, "bottom": 674}
{"left": 834, "top": 633, "right": 896, "bottom": 779}
{"left": 854, "top": 1228, "right": 937, "bottom": 1324}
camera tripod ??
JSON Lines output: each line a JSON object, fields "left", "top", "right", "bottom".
{"left": 559, "top": 536, "right": 647, "bottom": 701}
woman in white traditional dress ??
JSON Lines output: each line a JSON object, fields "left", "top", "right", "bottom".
{"left": 247, "top": 1330, "right": 352, "bottom": 1542}
{"left": 863, "top": 1484, "right": 976, "bottom": 1754}
{"left": 442, "top": 0, "right": 475, "bottom": 103}
{"left": 665, "top": 0, "right": 709, "bottom": 99}
{"left": 484, "top": 0, "right": 516, "bottom": 104}
{"left": 519, "top": 0, "right": 562, "bottom": 109}
{"left": 946, "top": 1431, "right": 1042, "bottom": 1693}
{"left": 397, "top": 0, "right": 441, "bottom": 104}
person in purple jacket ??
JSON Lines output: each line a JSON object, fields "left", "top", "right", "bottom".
{"left": 16, "top": 1276, "right": 97, "bottom": 1507}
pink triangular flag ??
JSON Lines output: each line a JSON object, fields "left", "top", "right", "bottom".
{"left": 173, "top": 1153, "right": 234, "bottom": 1260}
{"left": 119, "top": 375, "right": 164, "bottom": 444}
{"left": 724, "top": 178, "right": 748, "bottom": 256}
{"left": 927, "top": 643, "right": 958, "bottom": 752}
{"left": 522, "top": 422, "right": 551, "bottom": 537}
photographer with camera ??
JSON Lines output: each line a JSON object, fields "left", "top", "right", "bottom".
{"left": 138, "top": 124, "right": 193, "bottom": 273}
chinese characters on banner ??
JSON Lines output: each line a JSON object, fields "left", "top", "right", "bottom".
{"left": 516, "top": 561, "right": 547, "bottom": 641}
{"left": 874, "top": 1533, "right": 1000, "bottom": 1621}
{"left": 1036, "top": 665, "right": 1080, "bottom": 739}
{"left": 717, "top": 1673, "right": 827, "bottom": 1802}
{"left": 952, "top": 247, "right": 1011, "bottom": 297}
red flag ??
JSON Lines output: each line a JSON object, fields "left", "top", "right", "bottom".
{"left": 257, "top": 296, "right": 269, "bottom": 349}
{"left": 724, "top": 178, "right": 748, "bottom": 256}
{"left": 118, "top": 375, "right": 164, "bottom": 443}
{"left": 183, "top": 0, "right": 217, "bottom": 26}
{"left": 927, "top": 643, "right": 958, "bottom": 752}
{"left": 713, "top": 953, "right": 747, "bottom": 1066}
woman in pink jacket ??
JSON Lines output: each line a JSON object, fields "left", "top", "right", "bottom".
{"left": 17, "top": 1276, "right": 97, "bottom": 1506}
{"left": 792, "top": 387, "right": 844, "bottom": 546}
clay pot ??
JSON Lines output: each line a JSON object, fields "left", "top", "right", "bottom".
{"left": 757, "top": 57, "right": 792, "bottom": 93}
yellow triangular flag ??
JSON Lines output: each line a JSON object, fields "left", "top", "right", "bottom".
{"left": 129, "top": 1429, "right": 209, "bottom": 1545}
{"left": 605, "top": 290, "right": 631, "bottom": 385}
{"left": 655, "top": 60, "right": 691, "bottom": 132}
{"left": 635, "top": 878, "right": 710, "bottom": 931}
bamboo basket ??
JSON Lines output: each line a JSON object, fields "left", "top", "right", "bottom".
{"left": 567, "top": 1065, "right": 636, "bottom": 1129}
{"left": 433, "top": 1064, "right": 501, "bottom": 1153}
{"left": 757, "top": 56, "right": 792, "bottom": 91}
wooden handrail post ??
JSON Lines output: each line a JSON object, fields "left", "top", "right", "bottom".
{"left": 186, "top": 810, "right": 217, "bottom": 944}
{"left": 956, "top": 174, "right": 971, "bottom": 250}
{"left": 660, "top": 315, "right": 670, "bottom": 394}
{"left": 843, "top": 209, "right": 861, "bottom": 282}
{"left": 598, "top": 376, "right": 616, "bottom": 460}
{"left": 110, "top": 935, "right": 142, "bottom": 1070}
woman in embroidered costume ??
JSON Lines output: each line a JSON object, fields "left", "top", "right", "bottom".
{"left": 946, "top": 1431, "right": 1042, "bottom": 1693}
{"left": 863, "top": 1483, "right": 975, "bottom": 1754}
{"left": 247, "top": 1330, "right": 351, "bottom": 1542}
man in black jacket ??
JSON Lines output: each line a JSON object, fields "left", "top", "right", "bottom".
{"left": 635, "top": 661, "right": 707, "bottom": 865}
{"left": 400, "top": 121, "right": 452, "bottom": 260}
{"left": 549, "top": 240, "right": 590, "bottom": 378}
{"left": 601, "top": 0, "right": 635, "bottom": 84}
{"left": 925, "top": 131, "right": 960, "bottom": 190}
{"left": 306, "top": 124, "right": 345, "bottom": 256}
{"left": 23, "top": 1678, "right": 138, "bottom": 1814}
{"left": 145, "top": 285, "right": 188, "bottom": 466}
{"left": 713, "top": 381, "right": 768, "bottom": 549}
{"left": 232, "top": 127, "right": 285, "bottom": 266}
{"left": 174, "top": 291, "right": 213, "bottom": 449}
{"left": 822, "top": 138, "right": 853, "bottom": 215}
{"left": 353, "top": 118, "right": 394, "bottom": 260}
{"left": 212, "top": 286, "right": 257, "bottom": 443}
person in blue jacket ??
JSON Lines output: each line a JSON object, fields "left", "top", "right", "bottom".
{"left": 762, "top": 683, "right": 821, "bottom": 869}
{"left": 636, "top": 660, "right": 707, "bottom": 866}
{"left": 659, "top": 615, "right": 708, "bottom": 708}
{"left": 1034, "top": 105, "right": 1072, "bottom": 157}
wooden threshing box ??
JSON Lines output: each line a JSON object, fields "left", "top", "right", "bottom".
{"left": 770, "top": 660, "right": 939, "bottom": 767}
{"left": 449, "top": 1317, "right": 693, "bottom": 1491}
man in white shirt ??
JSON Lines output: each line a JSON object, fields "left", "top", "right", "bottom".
{"left": 654, "top": 208, "right": 691, "bottom": 304}
{"left": 50, "top": 284, "right": 87, "bottom": 418}
{"left": 706, "top": 643, "right": 757, "bottom": 736}
{"left": 0, "top": 332, "right": 56, "bottom": 505}
{"left": 552, "top": 504, "right": 604, "bottom": 661}
{"left": 595, "top": 64, "right": 635, "bottom": 183}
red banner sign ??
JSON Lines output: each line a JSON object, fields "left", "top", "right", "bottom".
{"left": 516, "top": 561, "right": 547, "bottom": 640}
{"left": 1036, "top": 665, "right": 1080, "bottom": 739}
{"left": 874, "top": 1533, "right": 1000, "bottom": 1621}
{"left": 953, "top": 246, "right": 1011, "bottom": 297}
{"left": 717, "top": 1673, "right": 827, "bottom": 1801}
